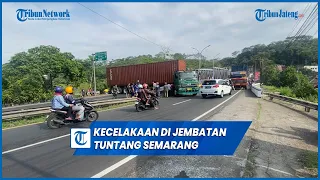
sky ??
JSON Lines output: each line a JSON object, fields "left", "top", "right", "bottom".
{"left": 2, "top": 2, "right": 318, "bottom": 64}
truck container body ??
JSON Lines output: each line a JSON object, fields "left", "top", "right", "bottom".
{"left": 106, "top": 60, "right": 199, "bottom": 96}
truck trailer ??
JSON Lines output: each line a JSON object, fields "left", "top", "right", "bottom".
{"left": 106, "top": 60, "right": 200, "bottom": 96}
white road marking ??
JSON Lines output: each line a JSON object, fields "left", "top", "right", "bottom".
{"left": 91, "top": 155, "right": 137, "bottom": 178}
{"left": 91, "top": 90, "right": 242, "bottom": 178}
{"left": 192, "top": 90, "right": 241, "bottom": 121}
{"left": 172, "top": 99, "right": 191, "bottom": 106}
{"left": 2, "top": 134, "right": 70, "bottom": 155}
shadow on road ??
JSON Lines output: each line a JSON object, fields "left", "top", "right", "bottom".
{"left": 254, "top": 126, "right": 318, "bottom": 147}
{"left": 244, "top": 89, "right": 258, "bottom": 98}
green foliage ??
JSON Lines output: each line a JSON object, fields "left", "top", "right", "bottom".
{"left": 278, "top": 87, "right": 296, "bottom": 98}
{"left": 262, "top": 66, "right": 318, "bottom": 103}
{"left": 2, "top": 45, "right": 86, "bottom": 105}
{"left": 292, "top": 72, "right": 317, "bottom": 99}
{"left": 218, "top": 35, "right": 318, "bottom": 68}
{"left": 261, "top": 62, "right": 280, "bottom": 86}
{"left": 279, "top": 66, "right": 298, "bottom": 87}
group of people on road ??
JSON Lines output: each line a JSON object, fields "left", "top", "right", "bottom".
{"left": 51, "top": 86, "right": 85, "bottom": 121}
{"left": 111, "top": 80, "right": 175, "bottom": 109}
{"left": 112, "top": 80, "right": 172, "bottom": 99}
{"left": 81, "top": 88, "right": 96, "bottom": 97}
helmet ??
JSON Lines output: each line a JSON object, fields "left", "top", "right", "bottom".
{"left": 54, "top": 86, "right": 63, "bottom": 93}
{"left": 65, "top": 86, "right": 73, "bottom": 94}
{"left": 143, "top": 83, "right": 148, "bottom": 89}
{"left": 138, "top": 84, "right": 143, "bottom": 89}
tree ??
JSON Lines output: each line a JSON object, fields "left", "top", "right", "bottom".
{"left": 2, "top": 45, "right": 86, "bottom": 104}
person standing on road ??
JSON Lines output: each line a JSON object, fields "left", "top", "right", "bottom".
{"left": 112, "top": 85, "right": 119, "bottom": 99}
{"left": 156, "top": 82, "right": 160, "bottom": 98}
{"left": 81, "top": 89, "right": 85, "bottom": 97}
{"left": 152, "top": 81, "right": 156, "bottom": 91}
{"left": 164, "top": 82, "right": 169, "bottom": 98}
{"left": 127, "top": 83, "right": 132, "bottom": 98}
{"left": 131, "top": 83, "right": 135, "bottom": 97}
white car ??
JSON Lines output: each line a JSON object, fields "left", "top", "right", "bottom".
{"left": 200, "top": 79, "right": 232, "bottom": 98}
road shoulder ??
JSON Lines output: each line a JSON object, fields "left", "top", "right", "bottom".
{"left": 245, "top": 96, "right": 318, "bottom": 178}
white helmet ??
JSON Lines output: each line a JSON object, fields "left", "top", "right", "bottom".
{"left": 138, "top": 84, "right": 143, "bottom": 89}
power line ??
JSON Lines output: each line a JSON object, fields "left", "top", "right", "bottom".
{"left": 293, "top": 5, "right": 318, "bottom": 38}
{"left": 287, "top": 3, "right": 311, "bottom": 38}
{"left": 285, "top": 3, "right": 318, "bottom": 48}
{"left": 77, "top": 3, "right": 174, "bottom": 52}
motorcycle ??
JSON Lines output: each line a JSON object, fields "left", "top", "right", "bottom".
{"left": 46, "top": 99, "right": 99, "bottom": 129}
{"left": 135, "top": 96, "right": 159, "bottom": 112}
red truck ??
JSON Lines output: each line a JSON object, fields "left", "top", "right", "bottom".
{"left": 106, "top": 60, "right": 200, "bottom": 96}
{"left": 230, "top": 71, "right": 248, "bottom": 89}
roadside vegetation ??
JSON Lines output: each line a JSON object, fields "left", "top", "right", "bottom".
{"left": 262, "top": 65, "right": 318, "bottom": 103}
{"left": 297, "top": 150, "right": 318, "bottom": 177}
{"left": 2, "top": 35, "right": 317, "bottom": 106}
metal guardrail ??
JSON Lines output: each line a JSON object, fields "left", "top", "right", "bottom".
{"left": 2, "top": 93, "right": 111, "bottom": 108}
{"left": 264, "top": 92, "right": 318, "bottom": 112}
{"left": 2, "top": 98, "right": 136, "bottom": 121}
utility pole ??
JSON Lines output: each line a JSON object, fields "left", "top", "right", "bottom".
{"left": 92, "top": 53, "right": 97, "bottom": 96}
{"left": 191, "top": 45, "right": 211, "bottom": 81}
{"left": 212, "top": 53, "right": 220, "bottom": 79}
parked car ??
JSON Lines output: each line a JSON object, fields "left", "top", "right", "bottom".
{"left": 200, "top": 79, "right": 232, "bottom": 98}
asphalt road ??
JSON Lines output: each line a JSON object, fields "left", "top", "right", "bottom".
{"left": 2, "top": 90, "right": 242, "bottom": 178}
{"left": 2, "top": 94, "right": 126, "bottom": 112}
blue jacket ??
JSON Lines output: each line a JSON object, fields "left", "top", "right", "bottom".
{"left": 52, "top": 95, "right": 70, "bottom": 109}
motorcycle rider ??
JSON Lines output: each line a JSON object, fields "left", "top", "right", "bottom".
{"left": 64, "top": 86, "right": 85, "bottom": 121}
{"left": 142, "top": 83, "right": 158, "bottom": 109}
{"left": 51, "top": 86, "right": 73, "bottom": 120}
{"left": 137, "top": 84, "right": 144, "bottom": 100}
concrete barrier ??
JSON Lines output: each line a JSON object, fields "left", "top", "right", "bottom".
{"left": 251, "top": 83, "right": 262, "bottom": 98}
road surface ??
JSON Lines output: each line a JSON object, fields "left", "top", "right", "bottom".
{"left": 2, "top": 90, "right": 242, "bottom": 178}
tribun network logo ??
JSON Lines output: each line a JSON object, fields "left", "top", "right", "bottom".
{"left": 70, "top": 128, "right": 91, "bottom": 149}
{"left": 16, "top": 9, "right": 71, "bottom": 22}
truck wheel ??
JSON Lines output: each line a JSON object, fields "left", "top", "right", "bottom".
{"left": 202, "top": 94, "right": 207, "bottom": 98}
{"left": 174, "top": 90, "right": 178, "bottom": 97}
{"left": 192, "top": 93, "right": 197, "bottom": 96}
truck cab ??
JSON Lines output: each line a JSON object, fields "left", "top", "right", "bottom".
{"left": 230, "top": 72, "right": 248, "bottom": 89}
{"left": 173, "top": 71, "right": 199, "bottom": 96}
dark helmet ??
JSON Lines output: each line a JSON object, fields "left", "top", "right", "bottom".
{"left": 54, "top": 86, "right": 63, "bottom": 93}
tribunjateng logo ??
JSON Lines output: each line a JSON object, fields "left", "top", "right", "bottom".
{"left": 16, "top": 9, "right": 71, "bottom": 22}
{"left": 255, "top": 9, "right": 304, "bottom": 22}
